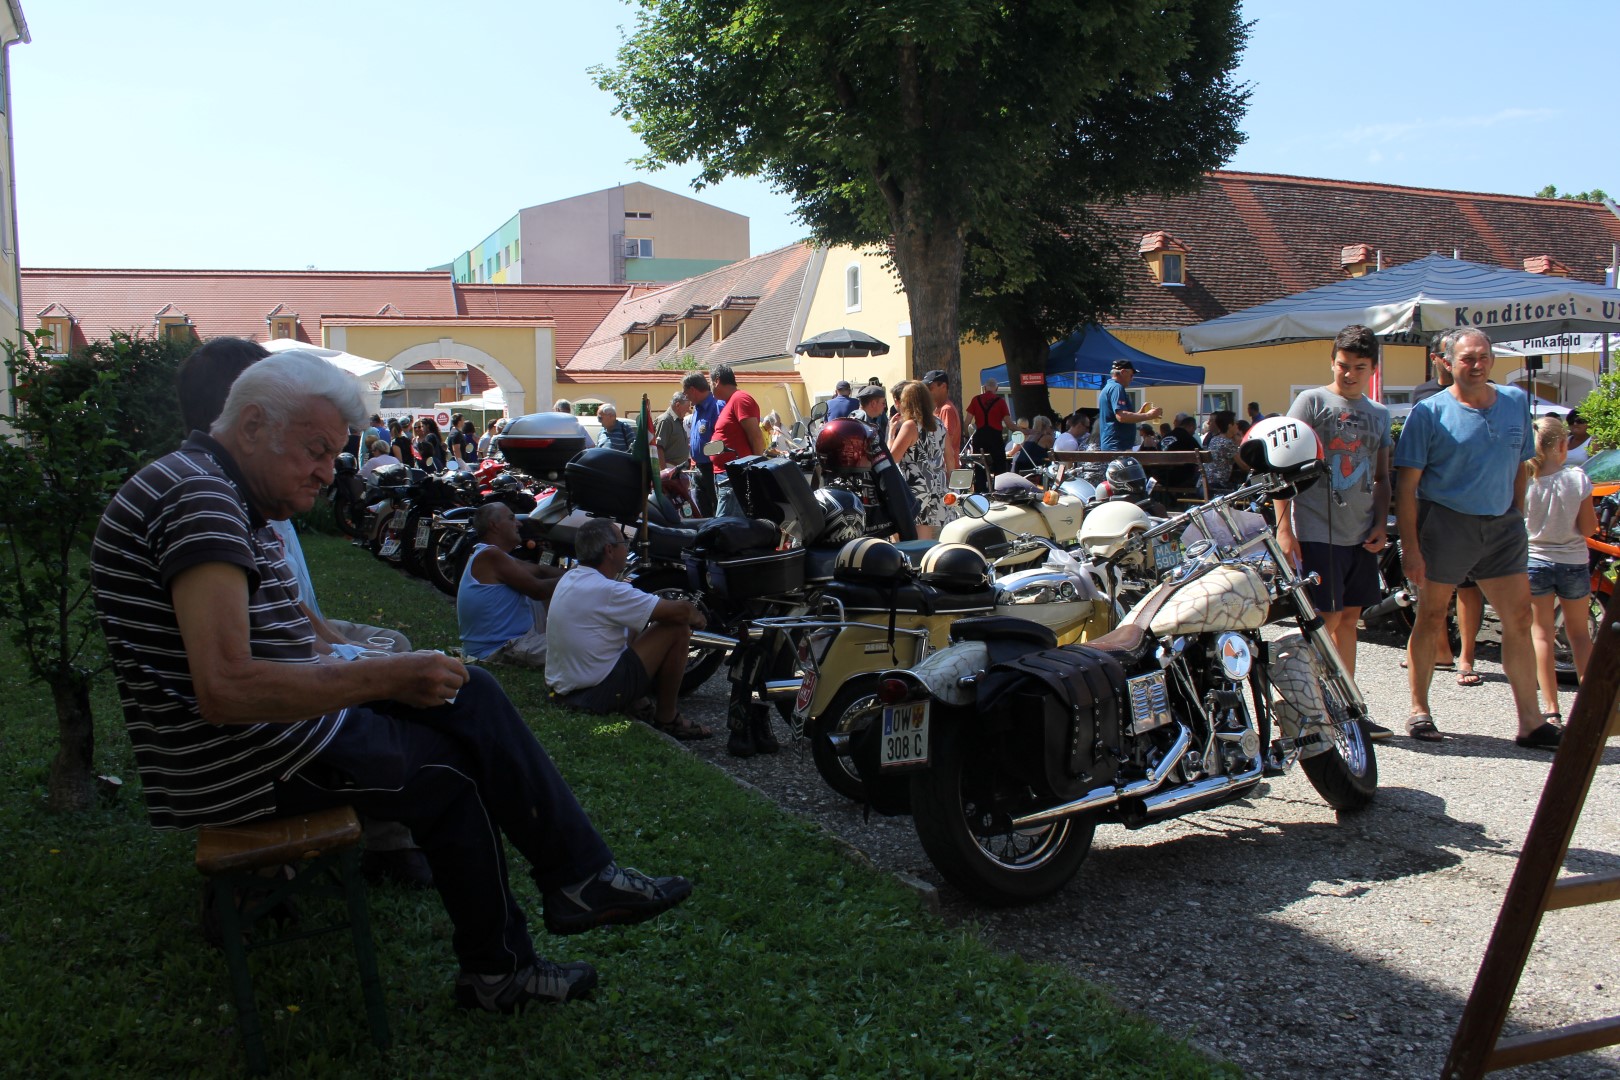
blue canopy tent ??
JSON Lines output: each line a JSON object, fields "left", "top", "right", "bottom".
{"left": 980, "top": 324, "right": 1206, "bottom": 389}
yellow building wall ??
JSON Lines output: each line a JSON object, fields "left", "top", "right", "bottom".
{"left": 627, "top": 182, "right": 750, "bottom": 263}
{"left": 798, "top": 245, "right": 914, "bottom": 397}
{"left": 331, "top": 323, "right": 553, "bottom": 417}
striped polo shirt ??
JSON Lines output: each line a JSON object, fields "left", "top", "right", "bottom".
{"left": 91, "top": 433, "right": 346, "bottom": 830}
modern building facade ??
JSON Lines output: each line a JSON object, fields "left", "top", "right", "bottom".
{"left": 444, "top": 181, "right": 750, "bottom": 287}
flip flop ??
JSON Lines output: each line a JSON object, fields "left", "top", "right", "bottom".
{"left": 1456, "top": 668, "right": 1484, "bottom": 687}
{"left": 656, "top": 714, "right": 714, "bottom": 741}
{"left": 1515, "top": 722, "right": 1563, "bottom": 750}
{"left": 1406, "top": 714, "right": 1444, "bottom": 742}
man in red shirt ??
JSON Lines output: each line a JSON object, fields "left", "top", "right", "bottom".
{"left": 708, "top": 364, "right": 765, "bottom": 518}
{"left": 965, "top": 377, "right": 1011, "bottom": 478}
{"left": 923, "top": 369, "right": 961, "bottom": 472}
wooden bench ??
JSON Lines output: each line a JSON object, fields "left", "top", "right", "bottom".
{"left": 195, "top": 805, "right": 389, "bottom": 1074}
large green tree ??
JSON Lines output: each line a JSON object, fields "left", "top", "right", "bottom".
{"left": 596, "top": 0, "right": 1248, "bottom": 406}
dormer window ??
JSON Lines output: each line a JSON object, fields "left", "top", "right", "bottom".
{"left": 36, "top": 304, "right": 73, "bottom": 355}
{"left": 1139, "top": 231, "right": 1189, "bottom": 286}
{"left": 154, "top": 304, "right": 194, "bottom": 344}
{"left": 1341, "top": 243, "right": 1378, "bottom": 277}
{"left": 621, "top": 323, "right": 654, "bottom": 363}
{"left": 678, "top": 306, "right": 712, "bottom": 348}
{"left": 710, "top": 297, "right": 757, "bottom": 343}
{"left": 1523, "top": 255, "right": 1571, "bottom": 277}
{"left": 266, "top": 305, "right": 298, "bottom": 340}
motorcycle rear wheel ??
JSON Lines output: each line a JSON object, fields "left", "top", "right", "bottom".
{"left": 633, "top": 570, "right": 727, "bottom": 696}
{"left": 809, "top": 676, "right": 878, "bottom": 802}
{"left": 424, "top": 527, "right": 470, "bottom": 597}
{"left": 333, "top": 497, "right": 367, "bottom": 539}
{"left": 1299, "top": 669, "right": 1378, "bottom": 811}
{"left": 910, "top": 718, "right": 1094, "bottom": 906}
{"left": 399, "top": 509, "right": 431, "bottom": 577}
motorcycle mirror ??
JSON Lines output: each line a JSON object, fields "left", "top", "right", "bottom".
{"left": 702, "top": 439, "right": 725, "bottom": 456}
{"left": 1007, "top": 431, "right": 1026, "bottom": 447}
{"left": 948, "top": 468, "right": 974, "bottom": 490}
{"left": 791, "top": 420, "right": 807, "bottom": 440}
{"left": 960, "top": 494, "right": 990, "bottom": 519}
{"left": 809, "top": 400, "right": 829, "bottom": 421}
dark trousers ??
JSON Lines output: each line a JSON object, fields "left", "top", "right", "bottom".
{"left": 695, "top": 461, "right": 717, "bottom": 517}
{"left": 276, "top": 666, "right": 612, "bottom": 975}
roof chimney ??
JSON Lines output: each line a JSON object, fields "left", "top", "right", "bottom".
{"left": 1522, "top": 255, "right": 1571, "bottom": 277}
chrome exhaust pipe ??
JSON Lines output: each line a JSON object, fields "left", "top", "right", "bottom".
{"left": 756, "top": 678, "right": 803, "bottom": 700}
{"left": 1011, "top": 724, "right": 1191, "bottom": 829}
{"left": 1138, "top": 757, "right": 1265, "bottom": 818}
{"left": 690, "top": 630, "right": 738, "bottom": 650}
{"left": 1360, "top": 589, "right": 1413, "bottom": 623}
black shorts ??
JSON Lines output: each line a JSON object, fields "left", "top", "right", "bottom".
{"left": 558, "top": 647, "right": 653, "bottom": 715}
{"left": 1416, "top": 501, "right": 1529, "bottom": 586}
{"left": 1299, "top": 541, "right": 1381, "bottom": 612}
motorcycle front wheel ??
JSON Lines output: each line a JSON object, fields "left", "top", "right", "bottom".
{"left": 633, "top": 570, "right": 727, "bottom": 696}
{"left": 1299, "top": 668, "right": 1378, "bottom": 811}
{"left": 910, "top": 718, "right": 1094, "bottom": 906}
{"left": 424, "top": 527, "right": 471, "bottom": 597}
{"left": 809, "top": 676, "right": 878, "bottom": 802}
{"left": 333, "top": 496, "right": 367, "bottom": 539}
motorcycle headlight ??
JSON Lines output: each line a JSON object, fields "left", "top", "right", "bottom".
{"left": 1215, "top": 632, "right": 1253, "bottom": 681}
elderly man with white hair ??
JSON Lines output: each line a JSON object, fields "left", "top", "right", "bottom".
{"left": 91, "top": 351, "right": 692, "bottom": 1013}
{"left": 595, "top": 402, "right": 637, "bottom": 454}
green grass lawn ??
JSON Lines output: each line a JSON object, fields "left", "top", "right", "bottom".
{"left": 0, "top": 529, "right": 1238, "bottom": 1078}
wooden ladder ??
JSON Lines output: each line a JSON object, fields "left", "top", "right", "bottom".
{"left": 1444, "top": 588, "right": 1620, "bottom": 1077}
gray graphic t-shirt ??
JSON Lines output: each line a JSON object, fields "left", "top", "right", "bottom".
{"left": 1286, "top": 387, "right": 1392, "bottom": 546}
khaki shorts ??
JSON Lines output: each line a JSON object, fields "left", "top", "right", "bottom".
{"left": 483, "top": 627, "right": 548, "bottom": 669}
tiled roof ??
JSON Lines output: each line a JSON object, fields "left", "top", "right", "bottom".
{"left": 1097, "top": 171, "right": 1620, "bottom": 330}
{"left": 21, "top": 268, "right": 458, "bottom": 352}
{"left": 568, "top": 244, "right": 814, "bottom": 372}
{"left": 455, "top": 283, "right": 632, "bottom": 364}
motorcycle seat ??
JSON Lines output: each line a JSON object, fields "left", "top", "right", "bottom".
{"left": 895, "top": 539, "right": 938, "bottom": 566}
{"left": 824, "top": 580, "right": 995, "bottom": 616}
{"left": 1078, "top": 623, "right": 1154, "bottom": 668}
{"left": 646, "top": 521, "right": 699, "bottom": 560}
{"left": 948, "top": 616, "right": 1057, "bottom": 650}
{"left": 804, "top": 545, "right": 842, "bottom": 583}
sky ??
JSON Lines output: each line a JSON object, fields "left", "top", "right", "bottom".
{"left": 9, "top": 0, "right": 1617, "bottom": 272}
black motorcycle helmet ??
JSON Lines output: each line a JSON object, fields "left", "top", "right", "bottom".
{"left": 813, "top": 487, "right": 867, "bottom": 545}
{"left": 833, "top": 537, "right": 909, "bottom": 585}
{"left": 918, "top": 543, "right": 992, "bottom": 592}
{"left": 1104, "top": 456, "right": 1149, "bottom": 499}
{"left": 333, "top": 452, "right": 358, "bottom": 475}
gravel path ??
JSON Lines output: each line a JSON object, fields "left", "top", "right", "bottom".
{"left": 672, "top": 620, "right": 1620, "bottom": 1079}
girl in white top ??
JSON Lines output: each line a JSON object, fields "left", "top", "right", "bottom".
{"left": 1524, "top": 415, "right": 1598, "bottom": 720}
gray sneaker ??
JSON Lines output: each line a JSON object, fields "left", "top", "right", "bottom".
{"left": 544, "top": 863, "right": 693, "bottom": 936}
{"left": 454, "top": 959, "right": 598, "bottom": 1013}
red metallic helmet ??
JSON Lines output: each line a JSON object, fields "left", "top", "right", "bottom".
{"left": 816, "top": 417, "right": 876, "bottom": 473}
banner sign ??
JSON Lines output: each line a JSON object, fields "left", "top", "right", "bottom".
{"left": 1020, "top": 373, "right": 1045, "bottom": 386}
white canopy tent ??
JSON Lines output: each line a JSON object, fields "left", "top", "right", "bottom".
{"left": 260, "top": 338, "right": 404, "bottom": 391}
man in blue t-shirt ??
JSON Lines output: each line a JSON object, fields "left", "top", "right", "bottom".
{"left": 684, "top": 371, "right": 723, "bottom": 516}
{"left": 1393, "top": 326, "right": 1550, "bottom": 749}
{"left": 825, "top": 380, "right": 858, "bottom": 419}
{"left": 1096, "top": 359, "right": 1162, "bottom": 451}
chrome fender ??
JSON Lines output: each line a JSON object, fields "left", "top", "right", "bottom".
{"left": 1266, "top": 632, "right": 1333, "bottom": 758}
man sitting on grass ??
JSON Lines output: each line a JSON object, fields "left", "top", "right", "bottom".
{"left": 92, "top": 351, "right": 693, "bottom": 1013}
{"left": 544, "top": 517, "right": 714, "bottom": 740}
{"left": 457, "top": 502, "right": 565, "bottom": 667}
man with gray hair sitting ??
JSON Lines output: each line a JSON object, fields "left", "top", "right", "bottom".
{"left": 545, "top": 517, "right": 714, "bottom": 740}
{"left": 457, "top": 502, "right": 566, "bottom": 666}
{"left": 92, "top": 351, "right": 693, "bottom": 1013}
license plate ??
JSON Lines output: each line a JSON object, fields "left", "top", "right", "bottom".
{"left": 377, "top": 537, "right": 401, "bottom": 558}
{"left": 414, "top": 521, "right": 433, "bottom": 549}
{"left": 539, "top": 550, "right": 556, "bottom": 566}
{"left": 1153, "top": 538, "right": 1181, "bottom": 571}
{"left": 389, "top": 510, "right": 408, "bottom": 530}
{"left": 879, "top": 701, "right": 929, "bottom": 769}
{"left": 794, "top": 671, "right": 817, "bottom": 719}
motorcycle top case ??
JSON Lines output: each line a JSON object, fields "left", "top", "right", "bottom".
{"left": 496, "top": 412, "right": 591, "bottom": 479}
{"left": 565, "top": 447, "right": 644, "bottom": 523}
{"left": 704, "top": 547, "right": 806, "bottom": 600}
{"left": 727, "top": 456, "right": 826, "bottom": 541}
{"left": 976, "top": 644, "right": 1129, "bottom": 801}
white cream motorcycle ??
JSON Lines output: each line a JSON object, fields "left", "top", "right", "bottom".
{"left": 850, "top": 418, "right": 1379, "bottom": 905}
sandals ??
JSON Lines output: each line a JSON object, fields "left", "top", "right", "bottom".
{"left": 1455, "top": 668, "right": 1484, "bottom": 687}
{"left": 1515, "top": 721, "right": 1563, "bottom": 751}
{"left": 1406, "top": 714, "right": 1444, "bottom": 742}
{"left": 655, "top": 714, "right": 714, "bottom": 741}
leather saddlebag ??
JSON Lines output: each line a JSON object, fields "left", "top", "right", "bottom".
{"left": 976, "top": 644, "right": 1128, "bottom": 801}
{"left": 692, "top": 517, "right": 779, "bottom": 555}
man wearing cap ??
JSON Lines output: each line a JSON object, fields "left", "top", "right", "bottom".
{"left": 1097, "top": 360, "right": 1163, "bottom": 452}
{"left": 856, "top": 383, "right": 889, "bottom": 450}
{"left": 825, "top": 380, "right": 858, "bottom": 420}
{"left": 922, "top": 369, "right": 961, "bottom": 472}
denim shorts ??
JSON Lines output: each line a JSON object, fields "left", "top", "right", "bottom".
{"left": 1526, "top": 558, "right": 1590, "bottom": 600}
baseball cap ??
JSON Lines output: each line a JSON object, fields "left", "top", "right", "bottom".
{"left": 922, "top": 369, "right": 948, "bottom": 386}
{"left": 835, "top": 380, "right": 851, "bottom": 392}
{"left": 1111, "top": 359, "right": 1136, "bottom": 371}
{"left": 856, "top": 384, "right": 886, "bottom": 402}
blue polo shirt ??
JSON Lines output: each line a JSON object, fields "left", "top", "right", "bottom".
{"left": 1097, "top": 379, "right": 1135, "bottom": 451}
{"left": 690, "top": 393, "right": 723, "bottom": 465}
{"left": 1393, "top": 384, "right": 1535, "bottom": 517}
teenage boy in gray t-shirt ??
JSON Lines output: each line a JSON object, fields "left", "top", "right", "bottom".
{"left": 1275, "top": 325, "right": 1393, "bottom": 735}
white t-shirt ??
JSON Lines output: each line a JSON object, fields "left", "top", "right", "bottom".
{"left": 1053, "top": 431, "right": 1089, "bottom": 453}
{"left": 1525, "top": 465, "right": 1593, "bottom": 565}
{"left": 543, "top": 566, "right": 660, "bottom": 694}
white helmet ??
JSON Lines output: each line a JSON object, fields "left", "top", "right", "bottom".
{"left": 1079, "top": 500, "right": 1151, "bottom": 559}
{"left": 1240, "top": 416, "right": 1324, "bottom": 491}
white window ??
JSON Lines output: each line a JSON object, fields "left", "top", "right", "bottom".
{"left": 1287, "top": 384, "right": 1316, "bottom": 407}
{"left": 845, "top": 263, "right": 861, "bottom": 312}
{"left": 1160, "top": 252, "right": 1184, "bottom": 286}
{"left": 1200, "top": 385, "right": 1241, "bottom": 416}
{"left": 1381, "top": 386, "right": 1414, "bottom": 406}
{"left": 622, "top": 237, "right": 654, "bottom": 258}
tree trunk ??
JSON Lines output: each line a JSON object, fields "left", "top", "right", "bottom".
{"left": 998, "top": 321, "right": 1056, "bottom": 422}
{"left": 889, "top": 220, "right": 966, "bottom": 406}
{"left": 49, "top": 678, "right": 96, "bottom": 812}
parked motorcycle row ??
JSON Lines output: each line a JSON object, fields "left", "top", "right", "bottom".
{"left": 327, "top": 408, "right": 1385, "bottom": 908}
